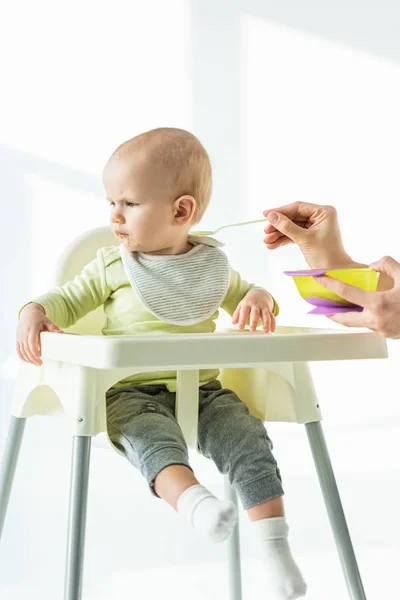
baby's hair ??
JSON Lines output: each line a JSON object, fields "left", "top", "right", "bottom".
{"left": 110, "top": 127, "right": 212, "bottom": 224}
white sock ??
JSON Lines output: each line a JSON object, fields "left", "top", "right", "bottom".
{"left": 177, "top": 484, "right": 238, "bottom": 543}
{"left": 253, "top": 517, "right": 307, "bottom": 599}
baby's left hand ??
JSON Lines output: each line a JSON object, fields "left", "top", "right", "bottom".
{"left": 232, "top": 289, "right": 276, "bottom": 333}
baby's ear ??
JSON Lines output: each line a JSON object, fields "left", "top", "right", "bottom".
{"left": 174, "top": 195, "right": 196, "bottom": 223}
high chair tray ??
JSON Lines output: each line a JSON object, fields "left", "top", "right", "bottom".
{"left": 40, "top": 327, "right": 388, "bottom": 370}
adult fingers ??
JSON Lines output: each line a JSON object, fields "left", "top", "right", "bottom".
{"left": 327, "top": 310, "right": 373, "bottom": 329}
{"left": 264, "top": 219, "right": 308, "bottom": 235}
{"left": 315, "top": 276, "right": 374, "bottom": 308}
{"left": 263, "top": 202, "right": 318, "bottom": 222}
{"left": 263, "top": 212, "right": 309, "bottom": 245}
{"left": 264, "top": 236, "right": 294, "bottom": 250}
{"left": 263, "top": 230, "right": 282, "bottom": 244}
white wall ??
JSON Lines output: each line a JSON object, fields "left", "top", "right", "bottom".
{"left": 1, "top": 1, "right": 400, "bottom": 598}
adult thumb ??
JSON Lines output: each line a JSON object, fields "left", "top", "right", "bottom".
{"left": 369, "top": 255, "right": 400, "bottom": 284}
{"left": 267, "top": 212, "right": 307, "bottom": 243}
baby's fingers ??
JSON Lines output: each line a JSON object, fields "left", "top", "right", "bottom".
{"left": 262, "top": 309, "right": 276, "bottom": 333}
{"left": 44, "top": 321, "right": 64, "bottom": 334}
{"left": 232, "top": 306, "right": 240, "bottom": 324}
{"left": 21, "top": 340, "right": 40, "bottom": 365}
{"left": 268, "top": 311, "right": 276, "bottom": 332}
{"left": 16, "top": 341, "right": 29, "bottom": 364}
{"left": 23, "top": 331, "right": 43, "bottom": 365}
{"left": 249, "top": 307, "right": 261, "bottom": 332}
{"left": 238, "top": 305, "right": 251, "bottom": 330}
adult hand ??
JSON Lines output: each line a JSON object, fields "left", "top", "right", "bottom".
{"left": 263, "top": 202, "right": 353, "bottom": 269}
{"left": 316, "top": 256, "right": 400, "bottom": 338}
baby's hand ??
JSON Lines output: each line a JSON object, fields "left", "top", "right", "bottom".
{"left": 232, "top": 289, "right": 276, "bottom": 333}
{"left": 16, "top": 303, "right": 64, "bottom": 366}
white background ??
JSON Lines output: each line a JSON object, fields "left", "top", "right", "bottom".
{"left": 1, "top": 1, "right": 399, "bottom": 598}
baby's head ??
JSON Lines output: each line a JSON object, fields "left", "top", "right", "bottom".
{"left": 102, "top": 128, "right": 212, "bottom": 254}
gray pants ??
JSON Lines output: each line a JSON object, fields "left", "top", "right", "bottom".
{"left": 105, "top": 380, "right": 284, "bottom": 510}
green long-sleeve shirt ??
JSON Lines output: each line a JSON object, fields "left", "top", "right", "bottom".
{"left": 23, "top": 245, "right": 278, "bottom": 390}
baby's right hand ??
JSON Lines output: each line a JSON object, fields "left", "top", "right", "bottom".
{"left": 16, "top": 303, "right": 64, "bottom": 366}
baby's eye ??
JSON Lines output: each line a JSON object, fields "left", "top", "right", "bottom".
{"left": 108, "top": 201, "right": 137, "bottom": 208}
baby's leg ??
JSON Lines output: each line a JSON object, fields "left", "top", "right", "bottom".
{"left": 153, "top": 464, "right": 199, "bottom": 509}
{"left": 198, "top": 382, "right": 306, "bottom": 599}
{"left": 105, "top": 384, "right": 237, "bottom": 543}
{"left": 154, "top": 465, "right": 238, "bottom": 542}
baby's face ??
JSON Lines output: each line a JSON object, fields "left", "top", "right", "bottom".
{"left": 103, "top": 154, "right": 182, "bottom": 254}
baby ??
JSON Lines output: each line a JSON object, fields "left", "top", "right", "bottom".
{"left": 17, "top": 128, "right": 307, "bottom": 599}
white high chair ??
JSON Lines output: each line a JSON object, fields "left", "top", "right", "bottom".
{"left": 0, "top": 227, "right": 388, "bottom": 600}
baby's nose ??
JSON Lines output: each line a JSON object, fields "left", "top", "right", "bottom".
{"left": 112, "top": 211, "right": 125, "bottom": 223}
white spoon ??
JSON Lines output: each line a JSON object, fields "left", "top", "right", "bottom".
{"left": 191, "top": 217, "right": 268, "bottom": 237}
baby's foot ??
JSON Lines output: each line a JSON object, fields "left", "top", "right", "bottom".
{"left": 177, "top": 484, "right": 238, "bottom": 543}
{"left": 253, "top": 517, "right": 307, "bottom": 599}
{"left": 202, "top": 500, "right": 238, "bottom": 543}
{"left": 263, "top": 538, "right": 307, "bottom": 599}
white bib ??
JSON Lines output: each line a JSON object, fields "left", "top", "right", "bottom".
{"left": 120, "top": 236, "right": 230, "bottom": 326}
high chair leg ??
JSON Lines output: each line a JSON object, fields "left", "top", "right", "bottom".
{"left": 0, "top": 416, "right": 26, "bottom": 539}
{"left": 305, "top": 421, "right": 366, "bottom": 600}
{"left": 64, "top": 436, "right": 91, "bottom": 600}
{"left": 224, "top": 475, "right": 243, "bottom": 600}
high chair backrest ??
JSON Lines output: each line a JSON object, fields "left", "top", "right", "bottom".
{"left": 50, "top": 227, "right": 118, "bottom": 335}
